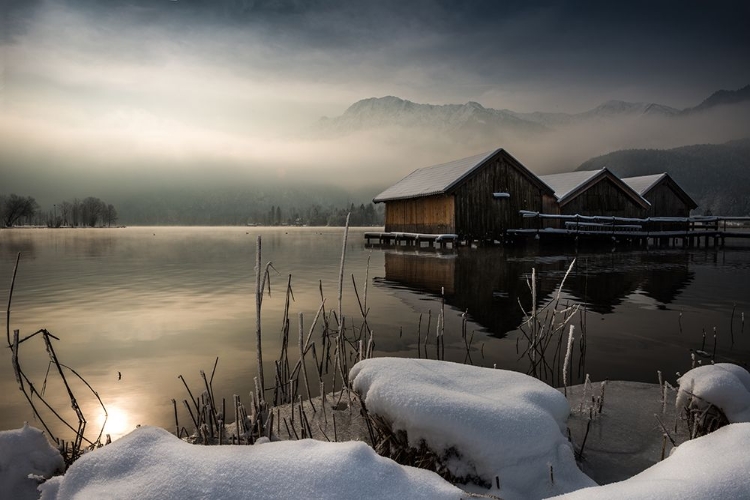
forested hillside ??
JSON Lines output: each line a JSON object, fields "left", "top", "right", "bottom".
{"left": 577, "top": 139, "right": 750, "bottom": 215}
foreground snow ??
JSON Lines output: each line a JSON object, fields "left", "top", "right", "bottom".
{"left": 5, "top": 361, "right": 750, "bottom": 500}
{"left": 38, "top": 426, "right": 464, "bottom": 500}
{"left": 350, "top": 358, "right": 595, "bottom": 500}
{"left": 676, "top": 362, "right": 750, "bottom": 422}
{"left": 549, "top": 422, "right": 750, "bottom": 499}
{"left": 0, "top": 424, "right": 64, "bottom": 500}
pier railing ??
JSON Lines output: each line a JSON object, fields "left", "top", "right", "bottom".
{"left": 516, "top": 211, "right": 750, "bottom": 245}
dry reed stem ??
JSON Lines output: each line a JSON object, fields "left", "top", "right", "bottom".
{"left": 6, "top": 252, "right": 20, "bottom": 347}
{"left": 563, "top": 325, "right": 575, "bottom": 395}
{"left": 255, "top": 236, "right": 265, "bottom": 396}
{"left": 298, "top": 312, "right": 316, "bottom": 413}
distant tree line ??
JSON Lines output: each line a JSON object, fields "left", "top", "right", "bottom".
{"left": 48, "top": 197, "right": 118, "bottom": 228}
{"left": 0, "top": 194, "right": 118, "bottom": 228}
{"left": 112, "top": 185, "right": 382, "bottom": 226}
{"left": 248, "top": 202, "right": 383, "bottom": 227}
{"left": 2, "top": 190, "right": 383, "bottom": 227}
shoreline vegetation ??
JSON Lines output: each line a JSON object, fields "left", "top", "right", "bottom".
{"left": 3, "top": 219, "right": 750, "bottom": 499}
{"left": 0, "top": 190, "right": 385, "bottom": 228}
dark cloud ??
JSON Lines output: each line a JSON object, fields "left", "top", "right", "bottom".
{"left": 6, "top": 0, "right": 748, "bottom": 104}
{"left": 1, "top": 0, "right": 748, "bottom": 208}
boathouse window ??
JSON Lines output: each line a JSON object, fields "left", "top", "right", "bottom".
{"left": 493, "top": 192, "right": 510, "bottom": 199}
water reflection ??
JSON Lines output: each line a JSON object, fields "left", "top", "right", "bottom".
{"left": 0, "top": 232, "right": 37, "bottom": 259}
{"left": 380, "top": 249, "right": 695, "bottom": 334}
{"left": 562, "top": 253, "right": 694, "bottom": 314}
{"left": 1, "top": 228, "right": 747, "bottom": 445}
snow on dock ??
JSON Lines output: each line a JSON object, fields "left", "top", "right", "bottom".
{"left": 364, "top": 231, "right": 458, "bottom": 248}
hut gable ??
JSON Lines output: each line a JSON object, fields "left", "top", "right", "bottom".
{"left": 539, "top": 168, "right": 650, "bottom": 217}
{"left": 622, "top": 173, "right": 698, "bottom": 217}
{"left": 374, "top": 149, "right": 554, "bottom": 239}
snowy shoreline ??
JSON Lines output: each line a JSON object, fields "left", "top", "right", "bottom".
{"left": 3, "top": 360, "right": 750, "bottom": 499}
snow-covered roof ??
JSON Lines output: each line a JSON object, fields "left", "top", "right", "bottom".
{"left": 623, "top": 173, "right": 698, "bottom": 209}
{"left": 373, "top": 149, "right": 553, "bottom": 203}
{"left": 539, "top": 168, "right": 650, "bottom": 208}
{"left": 373, "top": 150, "right": 499, "bottom": 202}
{"left": 538, "top": 170, "right": 603, "bottom": 203}
{"left": 622, "top": 173, "right": 667, "bottom": 196}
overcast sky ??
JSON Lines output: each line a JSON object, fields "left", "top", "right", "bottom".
{"left": 1, "top": 0, "right": 749, "bottom": 202}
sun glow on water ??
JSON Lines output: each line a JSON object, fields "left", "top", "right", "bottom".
{"left": 99, "top": 405, "right": 133, "bottom": 440}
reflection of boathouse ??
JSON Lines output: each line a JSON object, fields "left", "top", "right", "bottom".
{"left": 373, "top": 149, "right": 556, "bottom": 241}
{"left": 380, "top": 250, "right": 558, "bottom": 337}
{"left": 379, "top": 249, "right": 694, "bottom": 334}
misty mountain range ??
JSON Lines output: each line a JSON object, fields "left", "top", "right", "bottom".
{"left": 3, "top": 84, "right": 749, "bottom": 222}
{"left": 317, "top": 84, "right": 750, "bottom": 136}
{"left": 311, "top": 84, "right": 750, "bottom": 216}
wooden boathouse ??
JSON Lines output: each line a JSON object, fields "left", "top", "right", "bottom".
{"left": 371, "top": 149, "right": 556, "bottom": 243}
{"left": 622, "top": 173, "right": 698, "bottom": 218}
{"left": 366, "top": 149, "right": 750, "bottom": 249}
{"left": 538, "top": 168, "right": 650, "bottom": 218}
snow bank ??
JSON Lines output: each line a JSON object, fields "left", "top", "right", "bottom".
{"left": 350, "top": 358, "right": 595, "bottom": 500}
{"left": 548, "top": 422, "right": 750, "bottom": 499}
{"left": 38, "top": 426, "right": 463, "bottom": 500}
{"left": 676, "top": 363, "right": 750, "bottom": 422}
{"left": 0, "top": 424, "right": 64, "bottom": 500}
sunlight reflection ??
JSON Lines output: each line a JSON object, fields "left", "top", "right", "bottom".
{"left": 98, "top": 404, "right": 133, "bottom": 440}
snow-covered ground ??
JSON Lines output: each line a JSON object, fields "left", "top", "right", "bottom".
{"left": 38, "top": 427, "right": 464, "bottom": 500}
{"left": 3, "top": 360, "right": 750, "bottom": 500}
{"left": 351, "top": 358, "right": 595, "bottom": 500}
{"left": 676, "top": 362, "right": 750, "bottom": 423}
{"left": 549, "top": 422, "right": 750, "bottom": 499}
{"left": 0, "top": 425, "right": 64, "bottom": 500}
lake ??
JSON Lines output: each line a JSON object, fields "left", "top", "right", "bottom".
{"left": 1, "top": 227, "right": 749, "bottom": 442}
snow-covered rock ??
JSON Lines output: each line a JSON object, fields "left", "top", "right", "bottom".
{"left": 350, "top": 358, "right": 595, "bottom": 500}
{"left": 38, "top": 426, "right": 463, "bottom": 500}
{"left": 0, "top": 424, "right": 64, "bottom": 500}
{"left": 676, "top": 363, "right": 750, "bottom": 423}
{"left": 548, "top": 422, "right": 750, "bottom": 499}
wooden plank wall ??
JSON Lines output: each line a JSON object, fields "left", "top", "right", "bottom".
{"left": 643, "top": 180, "right": 692, "bottom": 231}
{"left": 541, "top": 193, "right": 561, "bottom": 228}
{"left": 560, "top": 178, "right": 645, "bottom": 218}
{"left": 452, "top": 156, "right": 546, "bottom": 240}
{"left": 384, "top": 195, "right": 455, "bottom": 233}
{"left": 644, "top": 181, "right": 691, "bottom": 218}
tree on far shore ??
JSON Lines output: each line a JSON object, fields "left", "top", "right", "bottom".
{"left": 1, "top": 194, "right": 38, "bottom": 227}
{"left": 104, "top": 204, "right": 118, "bottom": 227}
{"left": 81, "top": 197, "right": 106, "bottom": 227}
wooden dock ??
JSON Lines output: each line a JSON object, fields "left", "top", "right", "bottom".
{"left": 364, "top": 232, "right": 459, "bottom": 249}
{"left": 509, "top": 212, "right": 750, "bottom": 248}
{"left": 364, "top": 214, "right": 750, "bottom": 249}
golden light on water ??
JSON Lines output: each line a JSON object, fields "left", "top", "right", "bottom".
{"left": 98, "top": 405, "right": 133, "bottom": 440}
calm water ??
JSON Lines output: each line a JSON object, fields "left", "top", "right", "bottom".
{"left": 1, "top": 227, "right": 749, "bottom": 441}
